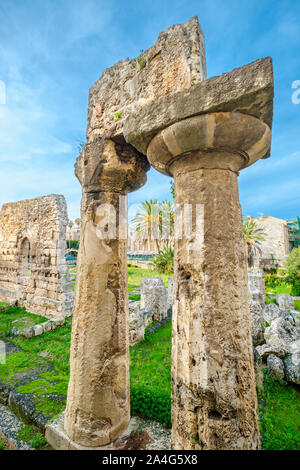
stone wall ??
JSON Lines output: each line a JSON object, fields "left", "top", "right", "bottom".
{"left": 252, "top": 216, "right": 289, "bottom": 266}
{"left": 0, "top": 194, "right": 74, "bottom": 319}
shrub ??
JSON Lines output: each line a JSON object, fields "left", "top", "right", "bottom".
{"left": 31, "top": 433, "right": 47, "bottom": 449}
{"left": 152, "top": 247, "right": 174, "bottom": 274}
{"left": 285, "top": 247, "right": 300, "bottom": 295}
{"left": 265, "top": 273, "right": 283, "bottom": 289}
{"left": 130, "top": 387, "right": 171, "bottom": 427}
{"left": 113, "top": 111, "right": 122, "bottom": 122}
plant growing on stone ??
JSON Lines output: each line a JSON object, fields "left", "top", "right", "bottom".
{"left": 243, "top": 217, "right": 266, "bottom": 267}
{"left": 113, "top": 111, "right": 122, "bottom": 122}
{"left": 137, "top": 54, "right": 146, "bottom": 69}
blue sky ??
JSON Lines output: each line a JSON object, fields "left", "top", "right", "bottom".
{"left": 0, "top": 0, "right": 299, "bottom": 221}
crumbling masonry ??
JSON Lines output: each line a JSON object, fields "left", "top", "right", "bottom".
{"left": 0, "top": 194, "right": 74, "bottom": 319}
{"left": 64, "top": 17, "right": 274, "bottom": 450}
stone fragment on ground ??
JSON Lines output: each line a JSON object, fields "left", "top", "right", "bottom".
{"left": 140, "top": 277, "right": 168, "bottom": 322}
{"left": 275, "top": 294, "right": 295, "bottom": 311}
{"left": 255, "top": 344, "right": 288, "bottom": 360}
{"left": 283, "top": 353, "right": 300, "bottom": 385}
{"left": 264, "top": 317, "right": 300, "bottom": 354}
{"left": 267, "top": 354, "right": 285, "bottom": 381}
{"left": 250, "top": 300, "right": 265, "bottom": 346}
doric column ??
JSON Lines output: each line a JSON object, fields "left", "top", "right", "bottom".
{"left": 147, "top": 112, "right": 271, "bottom": 449}
{"left": 64, "top": 139, "right": 149, "bottom": 447}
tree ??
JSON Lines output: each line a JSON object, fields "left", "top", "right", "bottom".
{"left": 132, "top": 200, "right": 174, "bottom": 252}
{"left": 243, "top": 217, "right": 266, "bottom": 267}
{"left": 285, "top": 246, "right": 300, "bottom": 295}
{"left": 68, "top": 220, "right": 74, "bottom": 230}
{"left": 75, "top": 218, "right": 81, "bottom": 227}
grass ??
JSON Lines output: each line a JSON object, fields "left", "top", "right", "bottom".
{"left": 260, "top": 373, "right": 300, "bottom": 450}
{"left": 0, "top": 306, "right": 47, "bottom": 337}
{"left": 17, "top": 424, "right": 48, "bottom": 449}
{"left": 130, "top": 321, "right": 172, "bottom": 395}
{"left": 128, "top": 265, "right": 172, "bottom": 288}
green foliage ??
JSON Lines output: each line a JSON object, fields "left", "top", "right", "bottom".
{"left": 17, "top": 425, "right": 36, "bottom": 442}
{"left": 128, "top": 265, "right": 171, "bottom": 287}
{"left": 170, "top": 180, "right": 174, "bottom": 199}
{"left": 265, "top": 273, "right": 284, "bottom": 289}
{"left": 129, "top": 294, "right": 141, "bottom": 301}
{"left": 265, "top": 296, "right": 278, "bottom": 306}
{"left": 130, "top": 387, "right": 171, "bottom": 427}
{"left": 17, "top": 425, "right": 48, "bottom": 449}
{"left": 132, "top": 199, "right": 174, "bottom": 252}
{"left": 137, "top": 55, "right": 146, "bottom": 68}
{"left": 31, "top": 433, "right": 47, "bottom": 449}
{"left": 130, "top": 321, "right": 172, "bottom": 426}
{"left": 0, "top": 306, "right": 46, "bottom": 338}
{"left": 113, "top": 111, "right": 122, "bottom": 122}
{"left": 0, "top": 440, "right": 3, "bottom": 450}
{"left": 243, "top": 217, "right": 266, "bottom": 266}
{"left": 285, "top": 247, "right": 300, "bottom": 295}
{"left": 260, "top": 374, "right": 300, "bottom": 450}
{"left": 152, "top": 247, "right": 174, "bottom": 274}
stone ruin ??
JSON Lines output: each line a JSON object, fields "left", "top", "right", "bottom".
{"left": 0, "top": 194, "right": 74, "bottom": 319}
{"left": 61, "top": 17, "right": 274, "bottom": 450}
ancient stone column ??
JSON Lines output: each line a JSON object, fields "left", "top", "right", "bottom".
{"left": 124, "top": 56, "right": 274, "bottom": 450}
{"left": 64, "top": 139, "right": 149, "bottom": 447}
{"left": 146, "top": 112, "right": 271, "bottom": 449}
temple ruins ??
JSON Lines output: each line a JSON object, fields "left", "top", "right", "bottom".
{"left": 0, "top": 194, "right": 74, "bottom": 319}
{"left": 62, "top": 16, "right": 274, "bottom": 450}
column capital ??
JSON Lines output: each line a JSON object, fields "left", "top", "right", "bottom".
{"left": 147, "top": 111, "right": 271, "bottom": 176}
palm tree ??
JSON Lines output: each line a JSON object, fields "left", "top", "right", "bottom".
{"left": 75, "top": 218, "right": 81, "bottom": 227}
{"left": 243, "top": 217, "right": 266, "bottom": 267}
{"left": 132, "top": 200, "right": 175, "bottom": 251}
{"left": 68, "top": 220, "right": 74, "bottom": 230}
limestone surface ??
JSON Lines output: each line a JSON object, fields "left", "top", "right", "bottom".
{"left": 267, "top": 354, "right": 285, "bottom": 381}
{"left": 140, "top": 277, "right": 168, "bottom": 322}
{"left": 124, "top": 57, "right": 273, "bottom": 156}
{"left": 0, "top": 195, "right": 73, "bottom": 318}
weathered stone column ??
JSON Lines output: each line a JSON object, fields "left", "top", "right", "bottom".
{"left": 145, "top": 112, "right": 271, "bottom": 449}
{"left": 64, "top": 139, "right": 149, "bottom": 446}
{"left": 124, "top": 57, "right": 274, "bottom": 450}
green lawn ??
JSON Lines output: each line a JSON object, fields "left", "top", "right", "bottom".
{"left": 0, "top": 269, "right": 299, "bottom": 448}
{"left": 128, "top": 265, "right": 172, "bottom": 291}
{"left": 259, "top": 374, "right": 300, "bottom": 450}
{"left": 0, "top": 305, "right": 47, "bottom": 337}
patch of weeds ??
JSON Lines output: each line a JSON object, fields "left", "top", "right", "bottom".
{"left": 265, "top": 296, "right": 278, "bottom": 306}
{"left": 113, "top": 111, "right": 122, "bottom": 122}
{"left": 295, "top": 300, "right": 300, "bottom": 312}
{"left": 17, "top": 424, "right": 36, "bottom": 441}
{"left": 0, "top": 440, "right": 3, "bottom": 450}
{"left": 137, "top": 54, "right": 146, "bottom": 69}
{"left": 18, "top": 425, "right": 48, "bottom": 449}
{"left": 31, "top": 433, "right": 47, "bottom": 449}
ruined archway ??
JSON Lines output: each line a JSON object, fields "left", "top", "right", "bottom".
{"left": 19, "top": 237, "right": 31, "bottom": 277}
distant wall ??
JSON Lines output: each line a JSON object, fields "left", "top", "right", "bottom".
{"left": 0, "top": 195, "right": 74, "bottom": 318}
{"left": 253, "top": 216, "right": 289, "bottom": 267}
